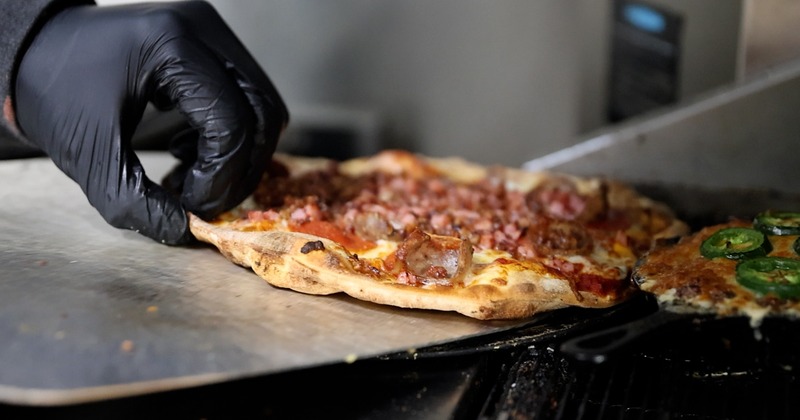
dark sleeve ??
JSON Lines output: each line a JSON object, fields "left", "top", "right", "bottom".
{"left": 0, "top": 0, "right": 94, "bottom": 159}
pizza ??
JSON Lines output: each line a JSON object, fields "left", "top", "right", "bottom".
{"left": 632, "top": 211, "right": 800, "bottom": 326}
{"left": 189, "top": 149, "right": 688, "bottom": 320}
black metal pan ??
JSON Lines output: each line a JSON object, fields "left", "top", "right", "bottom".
{"left": 560, "top": 185, "right": 800, "bottom": 363}
{"left": 558, "top": 293, "right": 701, "bottom": 363}
{"left": 560, "top": 226, "right": 800, "bottom": 363}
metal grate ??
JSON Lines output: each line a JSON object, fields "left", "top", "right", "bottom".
{"left": 482, "top": 316, "right": 800, "bottom": 420}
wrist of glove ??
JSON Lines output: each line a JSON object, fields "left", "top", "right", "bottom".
{"left": 15, "top": 1, "right": 288, "bottom": 245}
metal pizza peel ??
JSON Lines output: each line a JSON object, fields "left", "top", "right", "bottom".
{"left": 0, "top": 152, "right": 532, "bottom": 406}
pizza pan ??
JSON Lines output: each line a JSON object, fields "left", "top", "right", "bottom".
{"left": 559, "top": 235, "right": 797, "bottom": 363}
{"left": 560, "top": 233, "right": 734, "bottom": 364}
{"left": 559, "top": 181, "right": 800, "bottom": 363}
{"left": 558, "top": 294, "right": 701, "bottom": 363}
{"left": 558, "top": 289, "right": 797, "bottom": 365}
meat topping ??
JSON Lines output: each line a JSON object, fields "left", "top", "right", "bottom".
{"left": 391, "top": 229, "right": 472, "bottom": 286}
{"left": 252, "top": 162, "right": 632, "bottom": 265}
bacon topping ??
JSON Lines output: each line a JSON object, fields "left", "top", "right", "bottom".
{"left": 523, "top": 218, "right": 594, "bottom": 257}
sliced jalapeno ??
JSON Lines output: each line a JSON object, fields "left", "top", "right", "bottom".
{"left": 736, "top": 257, "right": 800, "bottom": 299}
{"left": 754, "top": 211, "right": 800, "bottom": 236}
{"left": 700, "top": 227, "right": 771, "bottom": 260}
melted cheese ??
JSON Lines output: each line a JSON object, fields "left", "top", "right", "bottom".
{"left": 637, "top": 221, "right": 800, "bottom": 328}
{"left": 473, "top": 249, "right": 513, "bottom": 264}
{"left": 357, "top": 240, "right": 398, "bottom": 259}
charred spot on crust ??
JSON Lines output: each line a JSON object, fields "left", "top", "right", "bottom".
{"left": 300, "top": 240, "right": 326, "bottom": 254}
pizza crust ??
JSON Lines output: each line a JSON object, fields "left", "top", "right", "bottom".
{"left": 190, "top": 214, "right": 623, "bottom": 319}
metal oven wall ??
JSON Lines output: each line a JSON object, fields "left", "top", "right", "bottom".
{"left": 524, "top": 58, "right": 800, "bottom": 195}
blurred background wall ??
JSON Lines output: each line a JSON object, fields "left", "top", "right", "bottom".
{"left": 99, "top": 0, "right": 800, "bottom": 166}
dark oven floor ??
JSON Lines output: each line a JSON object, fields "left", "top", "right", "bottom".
{"left": 4, "top": 293, "right": 800, "bottom": 420}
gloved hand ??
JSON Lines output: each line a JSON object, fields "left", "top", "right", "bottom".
{"left": 14, "top": 1, "right": 288, "bottom": 245}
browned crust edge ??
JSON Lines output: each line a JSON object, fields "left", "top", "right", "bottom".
{"left": 189, "top": 214, "right": 623, "bottom": 320}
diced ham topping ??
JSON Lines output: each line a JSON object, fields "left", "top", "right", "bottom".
{"left": 251, "top": 160, "right": 632, "bottom": 271}
{"left": 246, "top": 210, "right": 280, "bottom": 223}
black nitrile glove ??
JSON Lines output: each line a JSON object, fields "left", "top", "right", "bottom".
{"left": 14, "top": 1, "right": 288, "bottom": 245}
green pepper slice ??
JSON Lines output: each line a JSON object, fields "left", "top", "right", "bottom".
{"left": 700, "top": 227, "right": 771, "bottom": 260}
{"left": 795, "top": 237, "right": 800, "bottom": 256}
{"left": 736, "top": 257, "right": 800, "bottom": 299}
{"left": 754, "top": 211, "right": 800, "bottom": 236}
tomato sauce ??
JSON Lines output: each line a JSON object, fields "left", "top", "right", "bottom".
{"left": 290, "top": 220, "right": 376, "bottom": 253}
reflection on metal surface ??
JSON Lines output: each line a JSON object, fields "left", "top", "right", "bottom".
{"left": 523, "top": 58, "right": 800, "bottom": 195}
